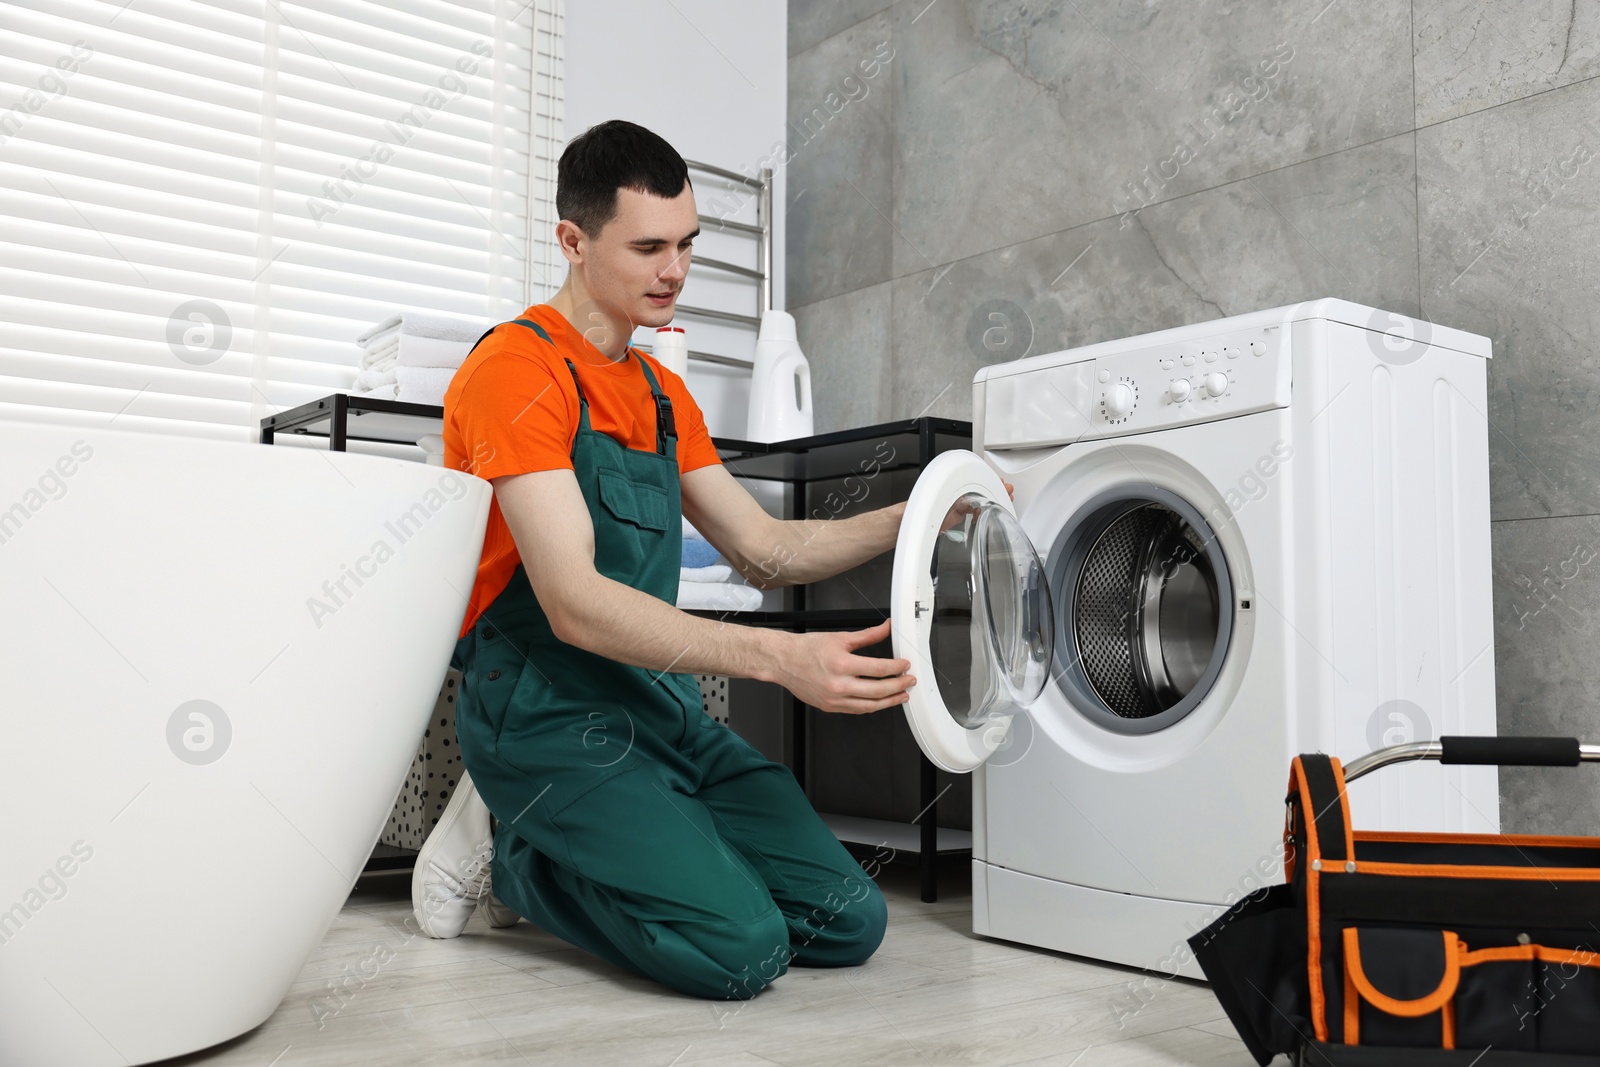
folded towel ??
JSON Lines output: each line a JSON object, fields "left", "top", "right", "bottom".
{"left": 396, "top": 365, "right": 456, "bottom": 405}
{"left": 416, "top": 433, "right": 445, "bottom": 456}
{"left": 352, "top": 382, "right": 399, "bottom": 400}
{"left": 360, "top": 324, "right": 399, "bottom": 350}
{"left": 360, "top": 342, "right": 398, "bottom": 370}
{"left": 680, "top": 564, "right": 733, "bottom": 584}
{"left": 354, "top": 364, "right": 398, "bottom": 391}
{"left": 397, "top": 333, "right": 476, "bottom": 370}
{"left": 356, "top": 310, "right": 488, "bottom": 346}
{"left": 681, "top": 539, "right": 720, "bottom": 569}
{"left": 677, "top": 582, "right": 765, "bottom": 612}
{"left": 683, "top": 517, "right": 703, "bottom": 539}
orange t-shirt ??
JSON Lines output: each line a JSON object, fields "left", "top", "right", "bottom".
{"left": 443, "top": 304, "right": 722, "bottom": 640}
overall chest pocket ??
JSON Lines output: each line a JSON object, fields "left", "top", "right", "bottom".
{"left": 597, "top": 467, "right": 670, "bottom": 531}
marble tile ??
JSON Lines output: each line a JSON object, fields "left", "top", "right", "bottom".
{"left": 1224, "top": 131, "right": 1420, "bottom": 312}
{"left": 889, "top": 0, "right": 1414, "bottom": 272}
{"left": 1417, "top": 75, "right": 1600, "bottom": 521}
{"left": 888, "top": 133, "right": 1421, "bottom": 423}
{"left": 791, "top": 278, "right": 893, "bottom": 434}
{"left": 785, "top": 11, "right": 899, "bottom": 307}
{"left": 1415, "top": 0, "right": 1600, "bottom": 126}
{"left": 789, "top": 0, "right": 897, "bottom": 57}
{"left": 1490, "top": 513, "right": 1600, "bottom": 837}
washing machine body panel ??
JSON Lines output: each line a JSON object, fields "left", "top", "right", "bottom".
{"left": 959, "top": 300, "right": 1497, "bottom": 965}
{"left": 1300, "top": 317, "right": 1498, "bottom": 833}
{"left": 977, "top": 409, "right": 1301, "bottom": 905}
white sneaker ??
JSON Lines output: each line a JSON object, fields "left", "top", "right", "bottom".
{"left": 411, "top": 770, "right": 494, "bottom": 939}
{"left": 481, "top": 890, "right": 521, "bottom": 929}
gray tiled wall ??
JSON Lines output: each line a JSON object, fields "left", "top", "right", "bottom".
{"left": 788, "top": 0, "right": 1600, "bottom": 835}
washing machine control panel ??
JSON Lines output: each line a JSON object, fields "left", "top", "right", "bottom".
{"left": 1087, "top": 325, "right": 1290, "bottom": 438}
{"left": 981, "top": 324, "right": 1291, "bottom": 449}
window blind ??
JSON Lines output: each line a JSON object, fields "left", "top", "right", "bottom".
{"left": 0, "top": 0, "right": 545, "bottom": 444}
{"left": 527, "top": 0, "right": 563, "bottom": 305}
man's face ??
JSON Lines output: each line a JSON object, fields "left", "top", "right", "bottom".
{"left": 579, "top": 183, "right": 698, "bottom": 332}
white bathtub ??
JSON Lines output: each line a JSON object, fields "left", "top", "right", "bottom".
{"left": 0, "top": 417, "right": 490, "bottom": 1066}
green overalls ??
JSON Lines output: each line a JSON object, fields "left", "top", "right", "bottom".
{"left": 450, "top": 319, "right": 887, "bottom": 1001}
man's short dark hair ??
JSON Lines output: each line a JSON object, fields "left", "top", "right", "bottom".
{"left": 556, "top": 120, "right": 691, "bottom": 236}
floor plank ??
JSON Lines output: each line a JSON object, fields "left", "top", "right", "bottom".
{"left": 154, "top": 862, "right": 1268, "bottom": 1066}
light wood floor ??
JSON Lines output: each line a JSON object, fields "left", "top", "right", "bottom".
{"left": 157, "top": 861, "right": 1263, "bottom": 1066}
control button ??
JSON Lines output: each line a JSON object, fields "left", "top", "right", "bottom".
{"left": 1168, "top": 378, "right": 1192, "bottom": 402}
{"left": 1225, "top": 347, "right": 1240, "bottom": 359}
{"left": 1250, "top": 341, "right": 1266, "bottom": 356}
{"left": 1203, "top": 372, "right": 1229, "bottom": 397}
{"left": 1159, "top": 359, "right": 1174, "bottom": 370}
{"left": 1203, "top": 350, "right": 1218, "bottom": 363}
{"left": 1181, "top": 354, "right": 1196, "bottom": 367}
{"left": 1104, "top": 382, "right": 1135, "bottom": 418}
{"left": 1096, "top": 368, "right": 1111, "bottom": 383}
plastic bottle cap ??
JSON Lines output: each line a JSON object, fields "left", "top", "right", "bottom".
{"left": 656, "top": 326, "right": 685, "bottom": 333}
{"left": 756, "top": 309, "right": 797, "bottom": 343}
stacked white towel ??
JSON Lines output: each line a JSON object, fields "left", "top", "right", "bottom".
{"left": 349, "top": 310, "right": 489, "bottom": 405}
{"left": 678, "top": 583, "right": 765, "bottom": 612}
{"left": 677, "top": 518, "right": 764, "bottom": 612}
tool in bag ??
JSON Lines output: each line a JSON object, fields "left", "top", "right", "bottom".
{"left": 1189, "top": 735, "right": 1600, "bottom": 1065}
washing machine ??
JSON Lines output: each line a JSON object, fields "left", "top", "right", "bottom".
{"left": 888, "top": 298, "right": 1498, "bottom": 979}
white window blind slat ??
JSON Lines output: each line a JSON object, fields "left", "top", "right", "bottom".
{"left": 0, "top": 30, "right": 268, "bottom": 106}
{"left": 1, "top": 0, "right": 549, "bottom": 442}
{"left": 0, "top": 185, "right": 262, "bottom": 255}
{"left": 0, "top": 307, "right": 258, "bottom": 369}
{"left": 0, "top": 396, "right": 256, "bottom": 441}
{"left": 7, "top": 2, "right": 269, "bottom": 70}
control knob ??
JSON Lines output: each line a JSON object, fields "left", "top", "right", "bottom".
{"left": 1203, "top": 372, "right": 1229, "bottom": 397}
{"left": 1167, "top": 378, "right": 1192, "bottom": 402}
{"left": 1104, "top": 381, "right": 1135, "bottom": 418}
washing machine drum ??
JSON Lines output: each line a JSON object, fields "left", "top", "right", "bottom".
{"left": 1053, "top": 492, "right": 1234, "bottom": 734}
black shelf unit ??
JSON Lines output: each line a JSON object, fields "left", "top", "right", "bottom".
{"left": 260, "top": 396, "right": 974, "bottom": 901}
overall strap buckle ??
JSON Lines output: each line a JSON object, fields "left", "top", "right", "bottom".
{"left": 654, "top": 393, "right": 676, "bottom": 454}
{"left": 564, "top": 359, "right": 587, "bottom": 406}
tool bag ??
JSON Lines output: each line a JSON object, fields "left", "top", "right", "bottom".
{"left": 1189, "top": 736, "right": 1600, "bottom": 1065}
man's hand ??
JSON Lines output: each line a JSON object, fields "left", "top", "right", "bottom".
{"left": 938, "top": 480, "right": 1016, "bottom": 534}
{"left": 772, "top": 619, "right": 916, "bottom": 715}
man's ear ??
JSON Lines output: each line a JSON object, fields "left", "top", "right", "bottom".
{"left": 555, "top": 219, "right": 585, "bottom": 264}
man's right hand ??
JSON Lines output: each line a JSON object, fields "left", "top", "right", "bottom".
{"left": 773, "top": 619, "right": 917, "bottom": 715}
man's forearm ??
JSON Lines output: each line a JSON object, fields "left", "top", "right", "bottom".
{"left": 735, "top": 501, "right": 907, "bottom": 588}
{"left": 555, "top": 572, "right": 785, "bottom": 682}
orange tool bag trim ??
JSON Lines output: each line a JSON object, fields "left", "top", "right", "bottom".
{"left": 1187, "top": 737, "right": 1600, "bottom": 1066}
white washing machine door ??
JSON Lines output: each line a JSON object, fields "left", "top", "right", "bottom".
{"left": 890, "top": 450, "right": 1054, "bottom": 772}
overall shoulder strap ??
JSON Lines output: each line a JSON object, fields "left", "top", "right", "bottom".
{"left": 468, "top": 317, "right": 557, "bottom": 355}
{"left": 628, "top": 348, "right": 677, "bottom": 455}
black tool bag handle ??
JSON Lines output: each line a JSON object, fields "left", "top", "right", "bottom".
{"left": 1439, "top": 734, "right": 1581, "bottom": 765}
{"left": 1342, "top": 735, "right": 1597, "bottom": 783}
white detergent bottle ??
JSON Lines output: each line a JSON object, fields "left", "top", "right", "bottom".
{"left": 653, "top": 325, "right": 689, "bottom": 379}
{"left": 746, "top": 309, "right": 814, "bottom": 442}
